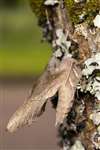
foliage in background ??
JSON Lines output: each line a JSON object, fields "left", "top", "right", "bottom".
{"left": 0, "top": 1, "right": 51, "bottom": 77}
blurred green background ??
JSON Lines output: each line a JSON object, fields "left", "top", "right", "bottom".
{"left": 0, "top": 0, "right": 51, "bottom": 77}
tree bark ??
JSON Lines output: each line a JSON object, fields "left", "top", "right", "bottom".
{"left": 31, "top": 1, "right": 100, "bottom": 149}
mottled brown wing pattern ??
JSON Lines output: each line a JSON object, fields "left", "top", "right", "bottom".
{"left": 56, "top": 58, "right": 81, "bottom": 126}
{"left": 6, "top": 57, "right": 64, "bottom": 132}
{"left": 6, "top": 56, "right": 81, "bottom": 132}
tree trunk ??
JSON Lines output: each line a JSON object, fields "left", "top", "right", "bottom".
{"left": 30, "top": 0, "right": 100, "bottom": 149}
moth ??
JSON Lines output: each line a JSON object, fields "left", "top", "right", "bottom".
{"left": 6, "top": 55, "right": 81, "bottom": 133}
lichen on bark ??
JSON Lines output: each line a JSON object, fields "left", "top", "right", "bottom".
{"left": 29, "top": 1, "right": 100, "bottom": 150}
{"left": 30, "top": 0, "right": 100, "bottom": 25}
{"left": 29, "top": 0, "right": 100, "bottom": 149}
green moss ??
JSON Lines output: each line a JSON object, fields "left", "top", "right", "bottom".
{"left": 30, "top": 0, "right": 47, "bottom": 27}
{"left": 30, "top": 0, "right": 44, "bottom": 16}
{"left": 30, "top": 0, "right": 100, "bottom": 25}
{"left": 69, "top": 0, "right": 100, "bottom": 25}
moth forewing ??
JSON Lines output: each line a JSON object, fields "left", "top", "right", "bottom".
{"left": 55, "top": 58, "right": 81, "bottom": 126}
{"left": 56, "top": 78, "right": 75, "bottom": 126}
{"left": 6, "top": 61, "right": 66, "bottom": 133}
{"left": 6, "top": 56, "right": 81, "bottom": 132}
{"left": 6, "top": 98, "right": 38, "bottom": 133}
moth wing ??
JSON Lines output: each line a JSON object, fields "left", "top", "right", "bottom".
{"left": 56, "top": 58, "right": 81, "bottom": 126}
{"left": 6, "top": 70, "right": 63, "bottom": 133}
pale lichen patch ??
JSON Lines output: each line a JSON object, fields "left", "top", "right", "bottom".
{"left": 93, "top": 13, "right": 100, "bottom": 28}
{"left": 79, "top": 53, "right": 100, "bottom": 100}
{"left": 90, "top": 111, "right": 100, "bottom": 125}
{"left": 70, "top": 140, "right": 85, "bottom": 150}
{"left": 44, "top": 0, "right": 59, "bottom": 6}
